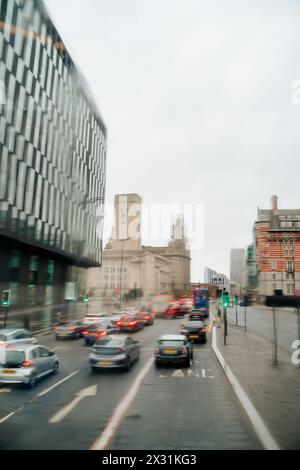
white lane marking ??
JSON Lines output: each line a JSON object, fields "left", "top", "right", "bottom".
{"left": 37, "top": 371, "right": 79, "bottom": 398}
{"left": 49, "top": 385, "right": 97, "bottom": 423}
{"left": 201, "top": 369, "right": 214, "bottom": 379}
{"left": 0, "top": 388, "right": 11, "bottom": 393}
{"left": 171, "top": 369, "right": 185, "bottom": 377}
{"left": 0, "top": 407, "right": 24, "bottom": 424}
{"left": 187, "top": 369, "right": 199, "bottom": 378}
{"left": 0, "top": 371, "right": 80, "bottom": 424}
{"left": 90, "top": 357, "right": 154, "bottom": 451}
{"left": 211, "top": 326, "right": 280, "bottom": 450}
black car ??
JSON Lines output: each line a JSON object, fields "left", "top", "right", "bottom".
{"left": 83, "top": 323, "right": 119, "bottom": 345}
{"left": 189, "top": 309, "right": 209, "bottom": 321}
{"left": 89, "top": 335, "right": 140, "bottom": 371}
{"left": 180, "top": 321, "right": 207, "bottom": 343}
{"left": 154, "top": 335, "right": 193, "bottom": 367}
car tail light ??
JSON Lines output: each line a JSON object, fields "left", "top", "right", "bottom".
{"left": 82, "top": 331, "right": 89, "bottom": 336}
{"left": 0, "top": 343, "right": 7, "bottom": 349}
{"left": 22, "top": 361, "right": 32, "bottom": 368}
{"left": 129, "top": 321, "right": 136, "bottom": 326}
{"left": 183, "top": 347, "right": 188, "bottom": 354}
{"left": 144, "top": 316, "right": 151, "bottom": 320}
{"left": 116, "top": 321, "right": 122, "bottom": 326}
{"left": 97, "top": 331, "right": 107, "bottom": 337}
{"left": 68, "top": 327, "right": 76, "bottom": 331}
{"left": 155, "top": 346, "right": 160, "bottom": 354}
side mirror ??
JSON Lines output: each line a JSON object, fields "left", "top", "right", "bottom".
{"left": 49, "top": 351, "right": 55, "bottom": 356}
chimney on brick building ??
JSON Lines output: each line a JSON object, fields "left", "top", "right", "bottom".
{"left": 271, "top": 195, "right": 278, "bottom": 211}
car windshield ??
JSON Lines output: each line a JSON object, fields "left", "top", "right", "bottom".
{"left": 95, "top": 338, "right": 124, "bottom": 348}
{"left": 88, "top": 324, "right": 110, "bottom": 332}
{"left": 185, "top": 322, "right": 203, "bottom": 328}
{"left": 158, "top": 340, "right": 185, "bottom": 347}
{"left": 2, "top": 351, "right": 25, "bottom": 366}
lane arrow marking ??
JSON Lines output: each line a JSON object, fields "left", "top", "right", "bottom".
{"left": 49, "top": 385, "right": 97, "bottom": 424}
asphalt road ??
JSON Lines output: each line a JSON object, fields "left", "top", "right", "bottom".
{"left": 0, "top": 318, "right": 262, "bottom": 450}
{"left": 226, "top": 305, "right": 300, "bottom": 355}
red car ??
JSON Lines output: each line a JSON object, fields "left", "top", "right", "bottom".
{"left": 136, "top": 311, "right": 154, "bottom": 326}
{"left": 117, "top": 314, "right": 145, "bottom": 332}
{"left": 164, "top": 304, "right": 186, "bottom": 319}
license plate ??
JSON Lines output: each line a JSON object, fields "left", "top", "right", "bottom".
{"left": 1, "top": 370, "right": 16, "bottom": 374}
{"left": 97, "top": 361, "right": 113, "bottom": 366}
{"left": 164, "top": 350, "right": 177, "bottom": 355}
{"left": 190, "top": 335, "right": 199, "bottom": 339}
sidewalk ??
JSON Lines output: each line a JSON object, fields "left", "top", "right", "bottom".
{"left": 215, "top": 319, "right": 300, "bottom": 450}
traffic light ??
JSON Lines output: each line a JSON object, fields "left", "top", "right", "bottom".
{"left": 223, "top": 291, "right": 229, "bottom": 308}
{"left": 83, "top": 294, "right": 89, "bottom": 304}
{"left": 2, "top": 290, "right": 10, "bottom": 307}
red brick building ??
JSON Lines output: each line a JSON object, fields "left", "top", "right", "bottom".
{"left": 254, "top": 196, "right": 300, "bottom": 297}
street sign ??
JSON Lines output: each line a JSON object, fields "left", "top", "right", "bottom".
{"left": 2, "top": 290, "right": 10, "bottom": 307}
{"left": 234, "top": 295, "right": 239, "bottom": 305}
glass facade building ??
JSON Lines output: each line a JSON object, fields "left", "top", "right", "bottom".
{"left": 0, "top": 0, "right": 107, "bottom": 313}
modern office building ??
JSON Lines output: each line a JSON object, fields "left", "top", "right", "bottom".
{"left": 254, "top": 195, "right": 300, "bottom": 297}
{"left": 230, "top": 249, "right": 245, "bottom": 284}
{"left": 204, "top": 267, "right": 217, "bottom": 285}
{"left": 0, "top": 0, "right": 107, "bottom": 313}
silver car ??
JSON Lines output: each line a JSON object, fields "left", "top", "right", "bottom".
{"left": 0, "top": 329, "right": 37, "bottom": 350}
{"left": 89, "top": 335, "right": 140, "bottom": 372}
{"left": 0, "top": 343, "right": 59, "bottom": 388}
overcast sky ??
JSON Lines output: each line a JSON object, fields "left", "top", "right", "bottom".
{"left": 45, "top": 0, "right": 300, "bottom": 281}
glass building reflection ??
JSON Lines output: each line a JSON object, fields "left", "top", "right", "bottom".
{"left": 0, "top": 0, "right": 107, "bottom": 317}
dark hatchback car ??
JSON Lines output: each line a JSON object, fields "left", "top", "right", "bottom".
{"left": 189, "top": 309, "right": 209, "bottom": 321}
{"left": 83, "top": 323, "right": 119, "bottom": 345}
{"left": 154, "top": 335, "right": 193, "bottom": 368}
{"left": 180, "top": 321, "right": 207, "bottom": 343}
{"left": 89, "top": 335, "right": 140, "bottom": 371}
{"left": 118, "top": 314, "right": 145, "bottom": 332}
{"left": 54, "top": 321, "right": 86, "bottom": 340}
